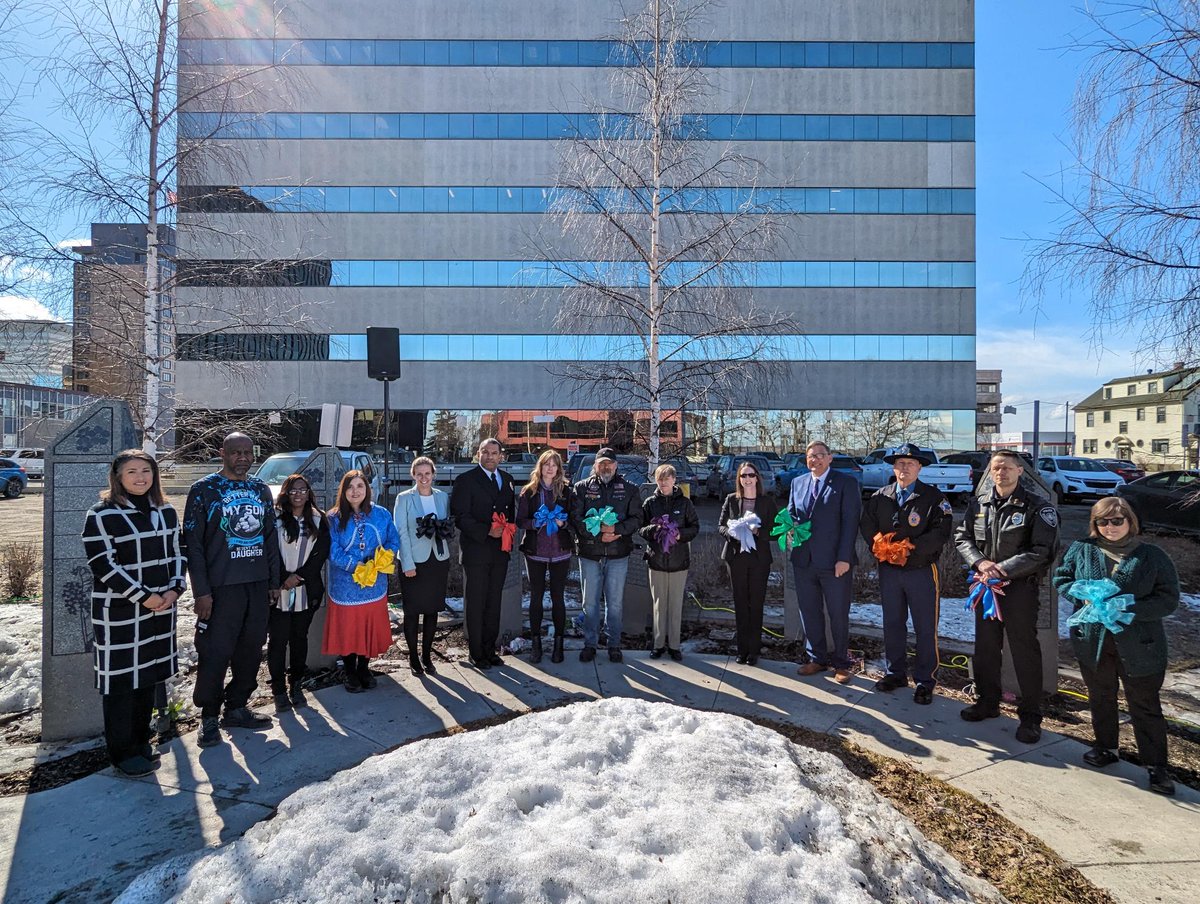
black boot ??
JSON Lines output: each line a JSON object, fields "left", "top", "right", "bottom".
{"left": 551, "top": 636, "right": 564, "bottom": 663}
{"left": 531, "top": 636, "right": 543, "bottom": 664}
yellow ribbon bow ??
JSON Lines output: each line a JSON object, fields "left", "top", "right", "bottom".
{"left": 353, "top": 546, "right": 396, "bottom": 588}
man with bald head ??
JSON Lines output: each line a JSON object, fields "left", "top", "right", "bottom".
{"left": 183, "top": 432, "right": 280, "bottom": 747}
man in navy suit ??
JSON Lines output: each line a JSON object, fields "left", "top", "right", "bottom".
{"left": 450, "top": 438, "right": 516, "bottom": 669}
{"left": 788, "top": 440, "right": 862, "bottom": 683}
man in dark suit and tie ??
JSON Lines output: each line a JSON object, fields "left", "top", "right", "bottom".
{"left": 450, "top": 438, "right": 516, "bottom": 669}
{"left": 787, "top": 440, "right": 862, "bottom": 682}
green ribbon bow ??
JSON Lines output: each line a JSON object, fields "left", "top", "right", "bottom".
{"left": 584, "top": 505, "right": 619, "bottom": 537}
{"left": 771, "top": 508, "right": 813, "bottom": 552}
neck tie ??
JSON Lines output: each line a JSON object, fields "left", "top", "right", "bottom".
{"left": 897, "top": 487, "right": 909, "bottom": 507}
{"left": 809, "top": 479, "right": 820, "bottom": 508}
{"left": 494, "top": 471, "right": 501, "bottom": 491}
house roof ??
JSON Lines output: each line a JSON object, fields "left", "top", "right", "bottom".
{"left": 1074, "top": 367, "right": 1200, "bottom": 412}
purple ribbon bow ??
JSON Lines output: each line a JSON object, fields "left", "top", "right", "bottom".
{"left": 651, "top": 514, "right": 680, "bottom": 554}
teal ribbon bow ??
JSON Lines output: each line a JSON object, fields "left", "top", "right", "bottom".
{"left": 1066, "top": 579, "right": 1136, "bottom": 635}
{"left": 584, "top": 505, "right": 618, "bottom": 537}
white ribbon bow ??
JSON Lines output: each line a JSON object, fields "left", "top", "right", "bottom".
{"left": 726, "top": 512, "right": 762, "bottom": 552}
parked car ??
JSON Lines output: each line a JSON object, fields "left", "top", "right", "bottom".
{"left": 501, "top": 451, "right": 539, "bottom": 486}
{"left": 1094, "top": 458, "right": 1147, "bottom": 484}
{"left": 0, "top": 448, "right": 43, "bottom": 480}
{"left": 774, "top": 452, "right": 864, "bottom": 496}
{"left": 860, "top": 448, "right": 974, "bottom": 499}
{"left": 1036, "top": 456, "right": 1124, "bottom": 504}
{"left": 0, "top": 458, "right": 28, "bottom": 498}
{"left": 940, "top": 451, "right": 991, "bottom": 489}
{"left": 1117, "top": 470, "right": 1200, "bottom": 534}
{"left": 254, "top": 449, "right": 380, "bottom": 501}
{"left": 706, "top": 454, "right": 777, "bottom": 498}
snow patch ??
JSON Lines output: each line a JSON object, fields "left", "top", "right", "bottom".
{"left": 1180, "top": 593, "right": 1200, "bottom": 613}
{"left": 119, "top": 699, "right": 1002, "bottom": 904}
{"left": 0, "top": 603, "right": 42, "bottom": 714}
{"left": 850, "top": 596, "right": 1075, "bottom": 642}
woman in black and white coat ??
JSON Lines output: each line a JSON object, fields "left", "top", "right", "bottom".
{"left": 82, "top": 449, "right": 186, "bottom": 776}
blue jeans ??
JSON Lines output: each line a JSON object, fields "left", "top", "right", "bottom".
{"left": 579, "top": 556, "right": 629, "bottom": 649}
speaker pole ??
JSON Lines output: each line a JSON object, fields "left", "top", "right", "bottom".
{"left": 382, "top": 378, "right": 391, "bottom": 510}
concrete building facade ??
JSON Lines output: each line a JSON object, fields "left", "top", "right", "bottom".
{"left": 975, "top": 368, "right": 1000, "bottom": 443}
{"left": 175, "top": 0, "right": 976, "bottom": 456}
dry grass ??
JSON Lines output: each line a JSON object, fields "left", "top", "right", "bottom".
{"left": 1, "top": 542, "right": 40, "bottom": 600}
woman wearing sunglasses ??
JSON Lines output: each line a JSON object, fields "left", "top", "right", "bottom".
{"left": 718, "top": 462, "right": 780, "bottom": 665}
{"left": 1053, "top": 496, "right": 1180, "bottom": 795}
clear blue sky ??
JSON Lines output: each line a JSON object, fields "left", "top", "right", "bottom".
{"left": 3, "top": 2, "right": 1148, "bottom": 433}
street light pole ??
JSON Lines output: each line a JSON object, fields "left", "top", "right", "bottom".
{"left": 1032, "top": 399, "right": 1040, "bottom": 461}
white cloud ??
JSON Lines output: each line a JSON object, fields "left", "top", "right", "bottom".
{"left": 0, "top": 294, "right": 63, "bottom": 321}
{"left": 977, "top": 328, "right": 1147, "bottom": 433}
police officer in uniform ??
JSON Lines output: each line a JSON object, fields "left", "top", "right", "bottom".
{"left": 860, "top": 444, "right": 954, "bottom": 705}
{"left": 955, "top": 449, "right": 1059, "bottom": 742}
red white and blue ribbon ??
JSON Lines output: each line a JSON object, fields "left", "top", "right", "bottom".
{"left": 965, "top": 572, "right": 1008, "bottom": 621}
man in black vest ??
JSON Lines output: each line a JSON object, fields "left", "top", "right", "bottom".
{"left": 451, "top": 438, "right": 516, "bottom": 669}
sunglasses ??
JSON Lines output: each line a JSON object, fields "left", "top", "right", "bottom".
{"left": 1095, "top": 517, "right": 1127, "bottom": 527}
{"left": 739, "top": 473, "right": 757, "bottom": 479}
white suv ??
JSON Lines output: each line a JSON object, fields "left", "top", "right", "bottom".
{"left": 0, "top": 448, "right": 43, "bottom": 479}
{"left": 1036, "top": 456, "right": 1123, "bottom": 504}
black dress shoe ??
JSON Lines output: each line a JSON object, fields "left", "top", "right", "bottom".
{"left": 874, "top": 674, "right": 908, "bottom": 693}
{"left": 409, "top": 658, "right": 425, "bottom": 677}
{"left": 1148, "top": 766, "right": 1176, "bottom": 796}
{"left": 913, "top": 685, "right": 933, "bottom": 705}
{"left": 1083, "top": 747, "right": 1119, "bottom": 768}
{"left": 746, "top": 655, "right": 758, "bottom": 665}
{"left": 470, "top": 657, "right": 491, "bottom": 670}
{"left": 735, "top": 655, "right": 748, "bottom": 664}
{"left": 960, "top": 702, "right": 1001, "bottom": 722}
{"left": 140, "top": 744, "right": 162, "bottom": 763}
{"left": 667, "top": 648, "right": 682, "bottom": 662}
{"left": 115, "top": 755, "right": 157, "bottom": 777}
{"left": 422, "top": 656, "right": 437, "bottom": 675}
{"left": 1015, "top": 717, "right": 1042, "bottom": 744}
{"left": 650, "top": 647, "right": 666, "bottom": 659}
{"left": 488, "top": 654, "right": 504, "bottom": 666}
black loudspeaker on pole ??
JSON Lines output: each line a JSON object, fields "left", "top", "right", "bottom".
{"left": 366, "top": 327, "right": 401, "bottom": 509}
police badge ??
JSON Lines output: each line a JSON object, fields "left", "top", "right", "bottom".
{"left": 908, "top": 509, "right": 922, "bottom": 527}
{"left": 1011, "top": 513, "right": 1025, "bottom": 527}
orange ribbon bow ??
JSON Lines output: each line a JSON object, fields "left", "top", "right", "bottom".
{"left": 872, "top": 531, "right": 916, "bottom": 567}
{"left": 492, "top": 512, "right": 517, "bottom": 552}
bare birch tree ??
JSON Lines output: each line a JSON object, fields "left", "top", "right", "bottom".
{"left": 538, "top": 0, "right": 793, "bottom": 468}
{"left": 1026, "top": 0, "right": 1200, "bottom": 366}
{"left": 15, "top": 0, "right": 312, "bottom": 454}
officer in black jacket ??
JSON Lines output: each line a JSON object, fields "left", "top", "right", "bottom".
{"left": 955, "top": 449, "right": 1059, "bottom": 742}
{"left": 860, "top": 444, "right": 954, "bottom": 705}
{"left": 569, "top": 448, "right": 643, "bottom": 662}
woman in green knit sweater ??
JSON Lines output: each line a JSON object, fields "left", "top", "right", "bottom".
{"left": 1053, "top": 496, "right": 1180, "bottom": 796}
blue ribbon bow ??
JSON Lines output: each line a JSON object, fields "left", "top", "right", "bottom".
{"left": 534, "top": 503, "right": 566, "bottom": 536}
{"left": 965, "top": 572, "right": 1008, "bottom": 621}
{"left": 1066, "top": 579, "right": 1136, "bottom": 635}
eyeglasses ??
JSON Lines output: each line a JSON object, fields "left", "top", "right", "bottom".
{"left": 287, "top": 487, "right": 310, "bottom": 495}
{"left": 1095, "top": 517, "right": 1127, "bottom": 528}
{"left": 739, "top": 473, "right": 757, "bottom": 479}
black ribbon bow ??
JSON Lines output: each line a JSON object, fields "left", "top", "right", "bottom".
{"left": 415, "top": 513, "right": 455, "bottom": 557}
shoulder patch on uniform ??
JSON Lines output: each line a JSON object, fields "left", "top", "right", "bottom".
{"left": 939, "top": 499, "right": 953, "bottom": 515}
{"left": 1039, "top": 506, "right": 1059, "bottom": 527}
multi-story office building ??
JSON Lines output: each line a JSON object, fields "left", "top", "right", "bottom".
{"left": 975, "top": 368, "right": 1001, "bottom": 443}
{"left": 175, "top": 0, "right": 975, "bottom": 457}
{"left": 0, "top": 317, "right": 71, "bottom": 389}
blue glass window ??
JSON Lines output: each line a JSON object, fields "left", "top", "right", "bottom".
{"left": 473, "top": 41, "right": 499, "bottom": 65}
{"left": 375, "top": 41, "right": 400, "bottom": 65}
{"left": 399, "top": 41, "right": 424, "bottom": 65}
{"left": 351, "top": 40, "right": 375, "bottom": 65}
{"left": 448, "top": 41, "right": 473, "bottom": 66}
{"left": 424, "top": 41, "right": 450, "bottom": 66}
{"left": 497, "top": 41, "right": 523, "bottom": 66}
{"left": 325, "top": 40, "right": 351, "bottom": 65}
{"left": 829, "top": 43, "right": 854, "bottom": 67}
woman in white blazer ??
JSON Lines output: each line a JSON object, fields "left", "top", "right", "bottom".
{"left": 393, "top": 456, "right": 453, "bottom": 675}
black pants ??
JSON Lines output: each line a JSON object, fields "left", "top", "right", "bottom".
{"left": 101, "top": 685, "right": 155, "bottom": 764}
{"left": 973, "top": 576, "right": 1043, "bottom": 719}
{"left": 403, "top": 612, "right": 438, "bottom": 662}
{"left": 463, "top": 556, "right": 508, "bottom": 661}
{"left": 527, "top": 556, "right": 569, "bottom": 637}
{"left": 728, "top": 555, "right": 769, "bottom": 657}
{"left": 1079, "top": 632, "right": 1169, "bottom": 768}
{"left": 193, "top": 581, "right": 270, "bottom": 718}
{"left": 267, "top": 606, "right": 316, "bottom": 693}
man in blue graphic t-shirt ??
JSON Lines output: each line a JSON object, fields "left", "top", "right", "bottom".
{"left": 183, "top": 432, "right": 281, "bottom": 747}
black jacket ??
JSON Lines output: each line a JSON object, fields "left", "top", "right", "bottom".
{"left": 718, "top": 493, "right": 780, "bottom": 564}
{"left": 450, "top": 465, "right": 517, "bottom": 566}
{"left": 516, "top": 484, "right": 576, "bottom": 556}
{"left": 569, "top": 473, "right": 643, "bottom": 560}
{"left": 860, "top": 480, "right": 953, "bottom": 570}
{"left": 277, "top": 512, "right": 331, "bottom": 609}
{"left": 639, "top": 489, "right": 700, "bottom": 572}
{"left": 182, "top": 473, "right": 281, "bottom": 597}
{"left": 955, "top": 483, "right": 1059, "bottom": 580}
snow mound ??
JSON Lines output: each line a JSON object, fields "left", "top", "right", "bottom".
{"left": 0, "top": 603, "right": 42, "bottom": 714}
{"left": 119, "top": 699, "right": 1003, "bottom": 904}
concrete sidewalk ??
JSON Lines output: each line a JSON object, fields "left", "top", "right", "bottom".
{"left": 1, "top": 653, "right": 1196, "bottom": 904}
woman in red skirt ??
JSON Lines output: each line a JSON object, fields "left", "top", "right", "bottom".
{"left": 323, "top": 470, "right": 401, "bottom": 692}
